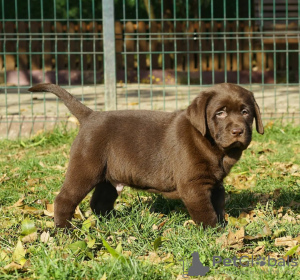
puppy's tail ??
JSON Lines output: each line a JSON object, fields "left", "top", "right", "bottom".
{"left": 28, "top": 83, "right": 93, "bottom": 124}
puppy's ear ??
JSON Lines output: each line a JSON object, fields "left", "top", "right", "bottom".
{"left": 254, "top": 100, "right": 264, "bottom": 134}
{"left": 186, "top": 91, "right": 213, "bottom": 136}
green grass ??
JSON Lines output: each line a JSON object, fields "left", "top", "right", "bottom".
{"left": 0, "top": 124, "right": 300, "bottom": 279}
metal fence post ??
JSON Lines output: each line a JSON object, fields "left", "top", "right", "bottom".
{"left": 102, "top": 0, "right": 117, "bottom": 110}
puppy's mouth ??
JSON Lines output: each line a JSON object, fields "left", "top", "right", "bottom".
{"left": 222, "top": 141, "right": 245, "bottom": 151}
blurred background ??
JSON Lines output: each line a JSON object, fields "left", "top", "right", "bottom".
{"left": 0, "top": 0, "right": 299, "bottom": 138}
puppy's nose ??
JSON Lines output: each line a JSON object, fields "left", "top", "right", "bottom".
{"left": 231, "top": 128, "right": 244, "bottom": 136}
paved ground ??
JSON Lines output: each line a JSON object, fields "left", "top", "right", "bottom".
{"left": 1, "top": 84, "right": 299, "bottom": 138}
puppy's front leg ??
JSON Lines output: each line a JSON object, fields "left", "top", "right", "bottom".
{"left": 211, "top": 184, "right": 225, "bottom": 225}
{"left": 180, "top": 183, "right": 218, "bottom": 228}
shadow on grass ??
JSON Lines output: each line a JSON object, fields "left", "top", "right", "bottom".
{"left": 131, "top": 187, "right": 300, "bottom": 219}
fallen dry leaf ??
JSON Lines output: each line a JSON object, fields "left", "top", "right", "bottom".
{"left": 74, "top": 206, "right": 84, "bottom": 220}
{"left": 267, "top": 252, "right": 282, "bottom": 259}
{"left": 40, "top": 231, "right": 54, "bottom": 244}
{"left": 26, "top": 178, "right": 39, "bottom": 187}
{"left": 127, "top": 236, "right": 137, "bottom": 244}
{"left": 0, "top": 173, "right": 9, "bottom": 183}
{"left": 183, "top": 220, "right": 196, "bottom": 227}
{"left": 152, "top": 224, "right": 158, "bottom": 231}
{"left": 22, "top": 206, "right": 44, "bottom": 216}
{"left": 216, "top": 227, "right": 244, "bottom": 249}
{"left": 44, "top": 204, "right": 54, "bottom": 217}
{"left": 225, "top": 173, "right": 256, "bottom": 190}
{"left": 162, "top": 228, "right": 175, "bottom": 237}
{"left": 9, "top": 197, "right": 25, "bottom": 208}
{"left": 262, "top": 221, "right": 272, "bottom": 236}
{"left": 274, "top": 236, "right": 298, "bottom": 248}
{"left": 281, "top": 213, "right": 297, "bottom": 224}
{"left": 3, "top": 262, "right": 23, "bottom": 271}
{"left": 253, "top": 245, "right": 265, "bottom": 255}
{"left": 157, "top": 219, "right": 168, "bottom": 230}
{"left": 244, "top": 234, "right": 263, "bottom": 241}
{"left": 146, "top": 252, "right": 161, "bottom": 264}
{"left": 22, "top": 232, "right": 37, "bottom": 243}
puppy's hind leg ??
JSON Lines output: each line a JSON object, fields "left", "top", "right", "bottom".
{"left": 54, "top": 157, "right": 103, "bottom": 228}
{"left": 90, "top": 181, "right": 118, "bottom": 217}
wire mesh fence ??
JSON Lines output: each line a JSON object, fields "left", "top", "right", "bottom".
{"left": 0, "top": 0, "right": 299, "bottom": 138}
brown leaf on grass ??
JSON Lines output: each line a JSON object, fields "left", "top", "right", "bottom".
{"left": 162, "top": 228, "right": 175, "bottom": 237}
{"left": 3, "top": 262, "right": 23, "bottom": 271}
{"left": 273, "top": 162, "right": 300, "bottom": 176}
{"left": 274, "top": 236, "right": 298, "bottom": 247}
{"left": 216, "top": 227, "right": 244, "bottom": 249}
{"left": 258, "top": 148, "right": 274, "bottom": 154}
{"left": 152, "top": 224, "right": 159, "bottom": 230}
{"left": 157, "top": 219, "right": 168, "bottom": 230}
{"left": 152, "top": 220, "right": 168, "bottom": 232}
{"left": 21, "top": 232, "right": 37, "bottom": 243}
{"left": 22, "top": 206, "right": 44, "bottom": 215}
{"left": 26, "top": 178, "right": 39, "bottom": 187}
{"left": 183, "top": 220, "right": 196, "bottom": 227}
{"left": 44, "top": 204, "right": 54, "bottom": 217}
{"left": 40, "top": 231, "right": 54, "bottom": 244}
{"left": 225, "top": 174, "right": 256, "bottom": 190}
{"left": 267, "top": 252, "right": 282, "bottom": 260}
{"left": 294, "top": 235, "right": 300, "bottom": 243}
{"left": 262, "top": 221, "right": 272, "bottom": 236}
{"left": 248, "top": 210, "right": 265, "bottom": 221}
{"left": 281, "top": 213, "right": 297, "bottom": 224}
{"left": 258, "top": 154, "right": 269, "bottom": 162}
{"left": 127, "top": 236, "right": 137, "bottom": 244}
{"left": 253, "top": 245, "right": 265, "bottom": 255}
{"left": 51, "top": 165, "right": 66, "bottom": 171}
{"left": 0, "top": 173, "right": 9, "bottom": 183}
{"left": 146, "top": 252, "right": 162, "bottom": 264}
{"left": 73, "top": 206, "right": 84, "bottom": 220}
{"left": 9, "top": 197, "right": 25, "bottom": 208}
{"left": 244, "top": 234, "right": 263, "bottom": 241}
{"left": 123, "top": 251, "right": 132, "bottom": 257}
{"left": 239, "top": 212, "right": 250, "bottom": 219}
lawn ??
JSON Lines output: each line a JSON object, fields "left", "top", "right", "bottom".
{"left": 0, "top": 123, "right": 300, "bottom": 279}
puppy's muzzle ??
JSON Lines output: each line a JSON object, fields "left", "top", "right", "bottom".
{"left": 231, "top": 127, "right": 244, "bottom": 137}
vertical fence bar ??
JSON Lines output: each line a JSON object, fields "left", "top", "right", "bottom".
{"left": 273, "top": 0, "right": 277, "bottom": 115}
{"left": 174, "top": 0, "right": 178, "bottom": 109}
{"left": 102, "top": 0, "right": 117, "bottom": 111}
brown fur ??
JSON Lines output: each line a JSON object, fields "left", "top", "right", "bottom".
{"left": 28, "top": 83, "right": 264, "bottom": 228}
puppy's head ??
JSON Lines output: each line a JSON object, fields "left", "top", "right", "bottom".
{"left": 186, "top": 83, "right": 264, "bottom": 151}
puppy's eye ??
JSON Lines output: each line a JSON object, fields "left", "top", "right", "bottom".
{"left": 242, "top": 109, "right": 249, "bottom": 116}
{"left": 216, "top": 111, "right": 227, "bottom": 118}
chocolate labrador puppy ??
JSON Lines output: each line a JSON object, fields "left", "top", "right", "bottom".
{"left": 29, "top": 83, "right": 264, "bottom": 228}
